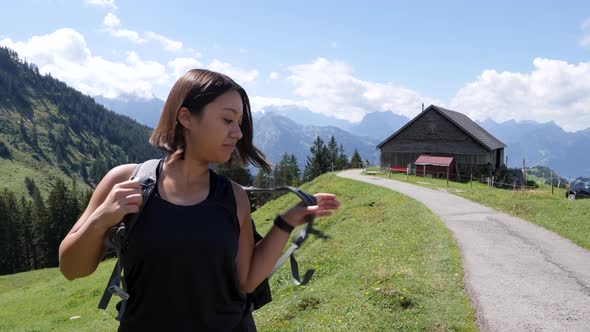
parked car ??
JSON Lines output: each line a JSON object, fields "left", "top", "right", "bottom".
{"left": 566, "top": 177, "right": 590, "bottom": 200}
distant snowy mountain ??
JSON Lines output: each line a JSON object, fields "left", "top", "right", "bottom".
{"left": 97, "top": 97, "right": 590, "bottom": 178}
{"left": 253, "top": 113, "right": 380, "bottom": 167}
{"left": 94, "top": 95, "right": 164, "bottom": 128}
{"left": 261, "top": 105, "right": 354, "bottom": 129}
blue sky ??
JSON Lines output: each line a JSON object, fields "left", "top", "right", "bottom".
{"left": 1, "top": 0, "right": 590, "bottom": 131}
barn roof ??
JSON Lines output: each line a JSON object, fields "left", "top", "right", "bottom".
{"left": 415, "top": 155, "right": 454, "bottom": 166}
{"left": 376, "top": 105, "right": 506, "bottom": 151}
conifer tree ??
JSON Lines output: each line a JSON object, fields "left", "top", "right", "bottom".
{"left": 273, "top": 153, "right": 301, "bottom": 186}
{"left": 287, "top": 154, "right": 301, "bottom": 185}
{"left": 0, "top": 190, "right": 9, "bottom": 274}
{"left": 31, "top": 122, "right": 38, "bottom": 148}
{"left": 216, "top": 162, "right": 252, "bottom": 186}
{"left": 19, "top": 196, "right": 34, "bottom": 271}
{"left": 19, "top": 117, "right": 28, "bottom": 143}
{"left": 250, "top": 169, "right": 275, "bottom": 210}
{"left": 0, "top": 189, "right": 21, "bottom": 274}
{"left": 45, "top": 179, "right": 75, "bottom": 267}
{"left": 327, "top": 135, "right": 338, "bottom": 172}
{"left": 303, "top": 136, "right": 331, "bottom": 182}
{"left": 335, "top": 144, "right": 349, "bottom": 170}
{"left": 350, "top": 148, "right": 363, "bottom": 168}
{"left": 30, "top": 183, "right": 45, "bottom": 268}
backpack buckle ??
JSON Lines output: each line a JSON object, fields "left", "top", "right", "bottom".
{"left": 108, "top": 285, "right": 130, "bottom": 300}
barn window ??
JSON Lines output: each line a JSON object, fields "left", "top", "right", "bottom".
{"left": 427, "top": 121, "right": 437, "bottom": 134}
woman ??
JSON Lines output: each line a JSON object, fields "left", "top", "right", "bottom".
{"left": 58, "top": 69, "right": 340, "bottom": 331}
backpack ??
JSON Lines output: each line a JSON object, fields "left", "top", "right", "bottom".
{"left": 97, "top": 159, "right": 328, "bottom": 320}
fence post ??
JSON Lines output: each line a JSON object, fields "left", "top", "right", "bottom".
{"left": 551, "top": 171, "right": 554, "bottom": 195}
{"left": 522, "top": 159, "right": 526, "bottom": 189}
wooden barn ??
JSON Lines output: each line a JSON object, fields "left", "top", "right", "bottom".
{"left": 377, "top": 105, "right": 506, "bottom": 178}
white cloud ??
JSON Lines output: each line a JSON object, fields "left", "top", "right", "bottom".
{"left": 269, "top": 71, "right": 279, "bottom": 80}
{"left": 450, "top": 58, "right": 590, "bottom": 132}
{"left": 85, "top": 0, "right": 117, "bottom": 10}
{"left": 0, "top": 28, "right": 168, "bottom": 99}
{"left": 286, "top": 57, "right": 434, "bottom": 122}
{"left": 145, "top": 31, "right": 183, "bottom": 52}
{"left": 208, "top": 59, "right": 259, "bottom": 85}
{"left": 582, "top": 17, "right": 590, "bottom": 30}
{"left": 101, "top": 13, "right": 145, "bottom": 44}
{"left": 103, "top": 13, "right": 120, "bottom": 28}
{"left": 101, "top": 16, "right": 182, "bottom": 52}
{"left": 167, "top": 57, "right": 203, "bottom": 79}
{"left": 108, "top": 28, "right": 146, "bottom": 44}
{"left": 330, "top": 41, "right": 337, "bottom": 48}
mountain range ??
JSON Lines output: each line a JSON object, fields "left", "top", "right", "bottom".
{"left": 3, "top": 42, "right": 586, "bottom": 190}
{"left": 253, "top": 112, "right": 380, "bottom": 169}
{"left": 94, "top": 95, "right": 164, "bottom": 128}
{"left": 94, "top": 95, "right": 590, "bottom": 178}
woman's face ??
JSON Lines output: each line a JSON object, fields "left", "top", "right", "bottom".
{"left": 185, "top": 89, "right": 244, "bottom": 164}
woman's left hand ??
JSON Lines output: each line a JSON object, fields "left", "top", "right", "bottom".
{"left": 280, "top": 193, "right": 340, "bottom": 228}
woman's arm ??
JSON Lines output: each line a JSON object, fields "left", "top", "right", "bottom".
{"left": 233, "top": 183, "right": 339, "bottom": 293}
{"left": 58, "top": 164, "right": 139, "bottom": 281}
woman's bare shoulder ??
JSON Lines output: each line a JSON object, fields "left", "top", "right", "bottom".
{"left": 103, "top": 163, "right": 139, "bottom": 184}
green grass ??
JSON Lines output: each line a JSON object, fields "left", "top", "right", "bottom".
{"left": 373, "top": 170, "right": 590, "bottom": 250}
{"left": 0, "top": 103, "right": 91, "bottom": 198}
{"left": 0, "top": 173, "right": 477, "bottom": 331}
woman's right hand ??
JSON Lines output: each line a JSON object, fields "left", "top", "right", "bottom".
{"left": 93, "top": 179, "right": 143, "bottom": 230}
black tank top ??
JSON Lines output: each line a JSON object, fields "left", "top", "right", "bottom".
{"left": 118, "top": 169, "right": 256, "bottom": 331}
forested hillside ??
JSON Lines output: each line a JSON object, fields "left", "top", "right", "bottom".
{"left": 0, "top": 47, "right": 161, "bottom": 275}
{"left": 0, "top": 46, "right": 161, "bottom": 196}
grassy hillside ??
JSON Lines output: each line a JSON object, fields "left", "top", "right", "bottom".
{"left": 0, "top": 47, "right": 161, "bottom": 198}
{"left": 374, "top": 170, "right": 590, "bottom": 250}
{"left": 0, "top": 174, "right": 477, "bottom": 331}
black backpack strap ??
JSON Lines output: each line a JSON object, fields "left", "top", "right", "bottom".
{"left": 97, "top": 159, "right": 163, "bottom": 320}
{"left": 243, "top": 186, "right": 329, "bottom": 286}
{"left": 246, "top": 220, "right": 272, "bottom": 311}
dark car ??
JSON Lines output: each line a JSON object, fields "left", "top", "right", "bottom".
{"left": 566, "top": 177, "right": 590, "bottom": 200}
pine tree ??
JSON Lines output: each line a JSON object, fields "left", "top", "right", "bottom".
{"left": 55, "top": 141, "right": 65, "bottom": 164}
{"left": 0, "top": 189, "right": 21, "bottom": 274}
{"left": 0, "top": 190, "right": 9, "bottom": 274}
{"left": 45, "top": 179, "right": 77, "bottom": 267}
{"left": 79, "top": 160, "right": 88, "bottom": 181}
{"left": 216, "top": 162, "right": 252, "bottom": 186}
{"left": 19, "top": 117, "right": 29, "bottom": 143}
{"left": 327, "top": 135, "right": 338, "bottom": 172}
{"left": 19, "top": 196, "right": 34, "bottom": 271}
{"left": 273, "top": 153, "right": 300, "bottom": 187}
{"left": 30, "top": 184, "right": 44, "bottom": 268}
{"left": 250, "top": 169, "right": 275, "bottom": 211}
{"left": 335, "top": 144, "right": 349, "bottom": 170}
{"left": 303, "top": 136, "right": 331, "bottom": 182}
{"left": 31, "top": 122, "right": 38, "bottom": 148}
{"left": 350, "top": 148, "right": 363, "bottom": 168}
{"left": 286, "top": 154, "right": 301, "bottom": 186}
{"left": 0, "top": 140, "right": 10, "bottom": 158}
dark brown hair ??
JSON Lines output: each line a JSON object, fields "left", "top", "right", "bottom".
{"left": 150, "top": 69, "right": 271, "bottom": 171}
